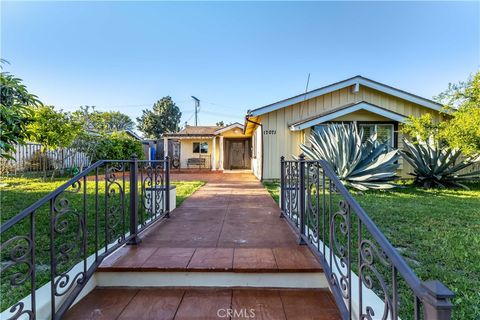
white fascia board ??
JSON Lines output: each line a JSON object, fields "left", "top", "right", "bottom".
{"left": 249, "top": 76, "right": 441, "bottom": 117}
{"left": 359, "top": 78, "right": 442, "bottom": 111}
{"left": 290, "top": 102, "right": 407, "bottom": 131}
{"left": 214, "top": 123, "right": 244, "bottom": 134}
{"left": 250, "top": 78, "right": 359, "bottom": 117}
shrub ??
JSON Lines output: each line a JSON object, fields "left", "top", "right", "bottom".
{"left": 300, "top": 123, "right": 400, "bottom": 190}
{"left": 400, "top": 138, "right": 480, "bottom": 189}
{"left": 88, "top": 132, "right": 144, "bottom": 163}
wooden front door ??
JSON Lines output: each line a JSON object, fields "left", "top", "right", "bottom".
{"left": 229, "top": 141, "right": 245, "bottom": 169}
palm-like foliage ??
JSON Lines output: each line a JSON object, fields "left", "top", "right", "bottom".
{"left": 300, "top": 124, "right": 400, "bottom": 190}
{"left": 400, "top": 138, "right": 480, "bottom": 189}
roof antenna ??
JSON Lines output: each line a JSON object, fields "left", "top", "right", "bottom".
{"left": 300, "top": 73, "right": 311, "bottom": 115}
{"left": 304, "top": 73, "right": 311, "bottom": 96}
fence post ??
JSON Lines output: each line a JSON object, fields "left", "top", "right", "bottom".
{"left": 422, "top": 280, "right": 454, "bottom": 320}
{"left": 165, "top": 156, "right": 170, "bottom": 218}
{"left": 280, "top": 156, "right": 285, "bottom": 218}
{"left": 298, "top": 153, "right": 306, "bottom": 244}
{"left": 128, "top": 154, "right": 141, "bottom": 245}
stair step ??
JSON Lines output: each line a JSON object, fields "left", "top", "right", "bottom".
{"left": 65, "top": 287, "right": 341, "bottom": 320}
{"left": 98, "top": 246, "right": 323, "bottom": 273}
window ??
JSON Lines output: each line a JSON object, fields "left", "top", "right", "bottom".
{"left": 312, "top": 123, "right": 395, "bottom": 147}
{"left": 359, "top": 123, "right": 394, "bottom": 146}
{"left": 193, "top": 142, "right": 208, "bottom": 154}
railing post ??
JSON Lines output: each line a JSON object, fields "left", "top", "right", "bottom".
{"left": 165, "top": 156, "right": 170, "bottom": 218}
{"left": 280, "top": 156, "right": 285, "bottom": 218}
{"left": 128, "top": 154, "right": 141, "bottom": 245}
{"left": 298, "top": 153, "right": 306, "bottom": 244}
{"left": 422, "top": 280, "right": 454, "bottom": 320}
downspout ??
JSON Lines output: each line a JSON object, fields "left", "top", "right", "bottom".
{"left": 245, "top": 116, "right": 264, "bottom": 181}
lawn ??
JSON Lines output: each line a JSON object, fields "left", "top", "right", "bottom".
{"left": 263, "top": 181, "right": 480, "bottom": 319}
{"left": 0, "top": 176, "right": 204, "bottom": 311}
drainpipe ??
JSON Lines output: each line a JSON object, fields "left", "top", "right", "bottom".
{"left": 245, "top": 116, "right": 264, "bottom": 181}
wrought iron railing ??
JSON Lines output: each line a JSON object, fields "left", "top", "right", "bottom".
{"left": 280, "top": 155, "right": 454, "bottom": 320}
{"left": 0, "top": 155, "right": 170, "bottom": 320}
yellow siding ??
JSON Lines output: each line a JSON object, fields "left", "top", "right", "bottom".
{"left": 260, "top": 85, "right": 442, "bottom": 180}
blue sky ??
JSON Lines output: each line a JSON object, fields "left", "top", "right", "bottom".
{"left": 2, "top": 1, "right": 479, "bottom": 130}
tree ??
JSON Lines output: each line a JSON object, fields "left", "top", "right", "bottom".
{"left": 102, "top": 111, "right": 134, "bottom": 131}
{"left": 136, "top": 96, "right": 182, "bottom": 138}
{"left": 0, "top": 61, "right": 41, "bottom": 159}
{"left": 27, "top": 105, "right": 83, "bottom": 178}
{"left": 72, "top": 106, "right": 134, "bottom": 133}
{"left": 439, "top": 72, "right": 480, "bottom": 155}
{"left": 216, "top": 121, "right": 225, "bottom": 127}
{"left": 403, "top": 71, "right": 480, "bottom": 156}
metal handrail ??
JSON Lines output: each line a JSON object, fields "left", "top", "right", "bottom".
{"left": 0, "top": 155, "right": 171, "bottom": 319}
{"left": 280, "top": 155, "right": 454, "bottom": 320}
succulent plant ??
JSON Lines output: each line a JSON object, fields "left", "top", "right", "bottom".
{"left": 300, "top": 123, "right": 400, "bottom": 190}
{"left": 400, "top": 138, "right": 480, "bottom": 189}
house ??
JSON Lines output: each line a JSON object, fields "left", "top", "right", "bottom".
{"left": 163, "top": 122, "right": 252, "bottom": 170}
{"left": 244, "top": 75, "right": 444, "bottom": 180}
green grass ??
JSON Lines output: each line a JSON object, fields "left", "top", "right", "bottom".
{"left": 263, "top": 181, "right": 480, "bottom": 319}
{"left": 0, "top": 176, "right": 204, "bottom": 312}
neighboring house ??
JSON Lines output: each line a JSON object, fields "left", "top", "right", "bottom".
{"left": 163, "top": 123, "right": 251, "bottom": 170}
{"left": 244, "top": 75, "right": 444, "bottom": 180}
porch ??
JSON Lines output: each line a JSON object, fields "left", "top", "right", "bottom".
{"left": 163, "top": 123, "right": 252, "bottom": 171}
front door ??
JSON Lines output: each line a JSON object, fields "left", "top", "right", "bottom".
{"left": 229, "top": 141, "right": 245, "bottom": 169}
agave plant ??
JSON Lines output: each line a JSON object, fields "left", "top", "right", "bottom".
{"left": 300, "top": 123, "right": 400, "bottom": 190}
{"left": 400, "top": 138, "right": 480, "bottom": 189}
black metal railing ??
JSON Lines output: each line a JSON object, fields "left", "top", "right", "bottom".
{"left": 280, "top": 155, "right": 454, "bottom": 320}
{"left": 0, "top": 155, "right": 171, "bottom": 320}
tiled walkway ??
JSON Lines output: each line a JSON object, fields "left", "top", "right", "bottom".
{"left": 65, "top": 288, "right": 340, "bottom": 320}
{"left": 65, "top": 173, "right": 340, "bottom": 319}
{"left": 97, "top": 172, "right": 322, "bottom": 272}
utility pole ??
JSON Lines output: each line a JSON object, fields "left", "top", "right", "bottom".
{"left": 191, "top": 96, "right": 200, "bottom": 126}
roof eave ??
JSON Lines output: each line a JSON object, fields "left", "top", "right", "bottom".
{"left": 249, "top": 76, "right": 442, "bottom": 117}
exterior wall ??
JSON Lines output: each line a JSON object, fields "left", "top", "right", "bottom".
{"left": 251, "top": 126, "right": 262, "bottom": 179}
{"left": 179, "top": 139, "right": 214, "bottom": 169}
{"left": 177, "top": 127, "right": 252, "bottom": 170}
{"left": 259, "top": 86, "right": 442, "bottom": 180}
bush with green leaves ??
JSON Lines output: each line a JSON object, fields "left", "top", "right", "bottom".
{"left": 85, "top": 132, "right": 144, "bottom": 163}
{"left": 300, "top": 123, "right": 400, "bottom": 190}
{"left": 400, "top": 138, "right": 480, "bottom": 189}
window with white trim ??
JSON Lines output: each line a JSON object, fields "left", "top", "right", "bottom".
{"left": 359, "top": 123, "right": 394, "bottom": 147}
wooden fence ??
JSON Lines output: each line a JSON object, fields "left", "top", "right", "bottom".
{"left": 1, "top": 143, "right": 90, "bottom": 175}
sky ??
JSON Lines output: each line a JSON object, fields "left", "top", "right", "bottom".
{"left": 1, "top": 1, "right": 479, "bottom": 132}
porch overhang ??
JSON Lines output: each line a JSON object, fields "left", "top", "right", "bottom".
{"left": 288, "top": 101, "right": 407, "bottom": 131}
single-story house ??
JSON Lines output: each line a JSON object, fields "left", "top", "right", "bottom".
{"left": 163, "top": 75, "right": 444, "bottom": 180}
{"left": 163, "top": 123, "right": 252, "bottom": 170}
{"left": 244, "top": 75, "right": 444, "bottom": 180}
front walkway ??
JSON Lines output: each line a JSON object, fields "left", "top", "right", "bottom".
{"left": 66, "top": 173, "right": 340, "bottom": 319}
{"left": 99, "top": 172, "right": 321, "bottom": 272}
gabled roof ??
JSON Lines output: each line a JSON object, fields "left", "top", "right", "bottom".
{"left": 289, "top": 101, "right": 407, "bottom": 131}
{"left": 248, "top": 75, "right": 442, "bottom": 117}
{"left": 214, "top": 122, "right": 244, "bottom": 134}
{"left": 164, "top": 125, "right": 222, "bottom": 137}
